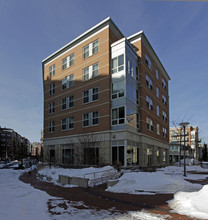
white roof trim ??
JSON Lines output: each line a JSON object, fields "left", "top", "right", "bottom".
{"left": 42, "top": 17, "right": 111, "bottom": 63}
{"left": 127, "top": 30, "right": 143, "bottom": 40}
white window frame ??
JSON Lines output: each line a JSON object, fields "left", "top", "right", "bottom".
{"left": 157, "top": 124, "right": 160, "bottom": 135}
{"left": 83, "top": 39, "right": 99, "bottom": 59}
{"left": 49, "top": 121, "right": 55, "bottom": 133}
{"left": 112, "top": 81, "right": 124, "bottom": 99}
{"left": 49, "top": 102, "right": 55, "bottom": 114}
{"left": 146, "top": 96, "right": 153, "bottom": 110}
{"left": 162, "top": 78, "right": 167, "bottom": 89}
{"left": 111, "top": 54, "right": 124, "bottom": 74}
{"left": 156, "top": 87, "right": 159, "bottom": 98}
{"left": 162, "top": 94, "right": 167, "bottom": 105}
{"left": 62, "top": 53, "right": 74, "bottom": 70}
{"left": 162, "top": 111, "right": 167, "bottom": 121}
{"left": 61, "top": 117, "right": 74, "bottom": 131}
{"left": 157, "top": 105, "right": 160, "bottom": 116}
{"left": 83, "top": 63, "right": 99, "bottom": 81}
{"left": 146, "top": 117, "right": 153, "bottom": 131}
{"left": 49, "top": 64, "right": 55, "bottom": 77}
{"left": 62, "top": 74, "right": 74, "bottom": 90}
{"left": 62, "top": 95, "right": 74, "bottom": 110}
{"left": 112, "top": 107, "right": 125, "bottom": 125}
{"left": 145, "top": 54, "right": 152, "bottom": 70}
{"left": 156, "top": 69, "right": 159, "bottom": 80}
{"left": 49, "top": 83, "right": 55, "bottom": 95}
{"left": 146, "top": 74, "right": 153, "bottom": 90}
{"left": 83, "top": 111, "right": 99, "bottom": 127}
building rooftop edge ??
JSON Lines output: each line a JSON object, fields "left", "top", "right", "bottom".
{"left": 42, "top": 16, "right": 123, "bottom": 64}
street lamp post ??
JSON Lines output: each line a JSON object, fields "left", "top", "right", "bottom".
{"left": 179, "top": 122, "right": 189, "bottom": 177}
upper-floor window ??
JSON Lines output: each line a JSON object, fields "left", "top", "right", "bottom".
{"left": 146, "top": 96, "right": 153, "bottom": 110}
{"left": 156, "top": 69, "right": 159, "bottom": 80}
{"left": 49, "top": 64, "right": 55, "bottom": 77}
{"left": 49, "top": 83, "right": 55, "bottom": 95}
{"left": 111, "top": 54, "right": 124, "bottom": 74}
{"left": 83, "top": 111, "right": 99, "bottom": 127}
{"left": 83, "top": 87, "right": 99, "bottom": 104}
{"left": 62, "top": 74, "right": 74, "bottom": 89}
{"left": 146, "top": 117, "right": 153, "bottom": 131}
{"left": 162, "top": 111, "right": 167, "bottom": 121}
{"left": 157, "top": 124, "right": 160, "bottom": 135}
{"left": 145, "top": 54, "right": 152, "bottom": 70}
{"left": 83, "top": 39, "right": 99, "bottom": 59}
{"left": 162, "top": 94, "right": 167, "bottom": 105}
{"left": 62, "top": 53, "right": 74, "bottom": 70}
{"left": 156, "top": 87, "right": 159, "bottom": 98}
{"left": 163, "top": 127, "right": 167, "bottom": 138}
{"left": 49, "top": 121, "right": 55, "bottom": 133}
{"left": 112, "top": 81, "right": 124, "bottom": 99}
{"left": 49, "top": 102, "right": 55, "bottom": 114}
{"left": 83, "top": 63, "right": 99, "bottom": 81}
{"left": 112, "top": 107, "right": 125, "bottom": 125}
{"left": 62, "top": 95, "right": 74, "bottom": 110}
{"left": 61, "top": 117, "right": 74, "bottom": 130}
{"left": 162, "top": 78, "right": 167, "bottom": 90}
{"left": 146, "top": 74, "right": 153, "bottom": 90}
{"left": 157, "top": 105, "right": 160, "bottom": 116}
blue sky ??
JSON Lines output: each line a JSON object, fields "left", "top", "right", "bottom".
{"left": 0, "top": 0, "right": 208, "bottom": 143}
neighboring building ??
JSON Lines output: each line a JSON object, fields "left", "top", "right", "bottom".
{"left": 31, "top": 142, "right": 42, "bottom": 158}
{"left": 42, "top": 17, "right": 170, "bottom": 167}
{"left": 169, "top": 126, "right": 200, "bottom": 162}
{"left": 0, "top": 126, "right": 30, "bottom": 160}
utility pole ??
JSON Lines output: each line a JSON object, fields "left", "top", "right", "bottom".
{"left": 180, "top": 122, "right": 189, "bottom": 177}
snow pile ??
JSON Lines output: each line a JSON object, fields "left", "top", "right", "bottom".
{"left": 38, "top": 165, "right": 116, "bottom": 186}
{"left": 106, "top": 171, "right": 201, "bottom": 194}
{"left": 169, "top": 184, "right": 208, "bottom": 219}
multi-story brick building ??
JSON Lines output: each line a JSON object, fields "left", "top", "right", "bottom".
{"left": 0, "top": 126, "right": 30, "bottom": 160}
{"left": 42, "top": 17, "right": 170, "bottom": 167}
{"left": 169, "top": 126, "right": 200, "bottom": 162}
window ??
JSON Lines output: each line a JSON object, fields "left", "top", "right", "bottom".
{"left": 49, "top": 83, "right": 55, "bottom": 95}
{"left": 157, "top": 105, "right": 160, "bottom": 116}
{"left": 156, "top": 87, "right": 159, "bottom": 98}
{"left": 83, "top": 87, "right": 99, "bottom": 104}
{"left": 83, "top": 39, "right": 99, "bottom": 59}
{"left": 83, "top": 111, "right": 99, "bottom": 127}
{"left": 92, "top": 111, "right": 99, "bottom": 125}
{"left": 162, "top": 94, "right": 167, "bottom": 105}
{"left": 112, "top": 107, "right": 125, "bottom": 125}
{"left": 162, "top": 78, "right": 167, "bottom": 89}
{"left": 49, "top": 121, "right": 55, "bottom": 133}
{"left": 83, "top": 63, "right": 99, "bottom": 81}
{"left": 145, "top": 54, "right": 152, "bottom": 70}
{"left": 62, "top": 53, "right": 74, "bottom": 70}
{"left": 49, "top": 64, "right": 55, "bottom": 77}
{"left": 49, "top": 102, "right": 55, "bottom": 114}
{"left": 62, "top": 74, "right": 74, "bottom": 89}
{"left": 62, "top": 95, "right": 74, "bottom": 110}
{"left": 163, "top": 127, "right": 167, "bottom": 138}
{"left": 162, "top": 111, "right": 167, "bottom": 121}
{"left": 111, "top": 54, "right": 124, "bottom": 74}
{"left": 146, "top": 117, "right": 153, "bottom": 131}
{"left": 157, "top": 124, "right": 160, "bottom": 135}
{"left": 112, "top": 81, "right": 124, "bottom": 99}
{"left": 146, "top": 75, "right": 153, "bottom": 90}
{"left": 61, "top": 117, "right": 74, "bottom": 130}
{"left": 136, "top": 66, "right": 139, "bottom": 81}
{"left": 146, "top": 96, "right": 153, "bottom": 110}
{"left": 156, "top": 69, "right": 159, "bottom": 80}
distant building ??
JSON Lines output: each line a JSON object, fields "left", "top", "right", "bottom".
{"left": 31, "top": 142, "right": 42, "bottom": 158}
{"left": 169, "top": 126, "right": 200, "bottom": 162}
{"left": 0, "top": 126, "right": 31, "bottom": 160}
{"left": 42, "top": 17, "right": 170, "bottom": 167}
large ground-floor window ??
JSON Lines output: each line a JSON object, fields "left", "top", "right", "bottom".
{"left": 62, "top": 145, "right": 74, "bottom": 165}
{"left": 127, "top": 141, "right": 139, "bottom": 166}
{"left": 112, "top": 140, "right": 124, "bottom": 166}
{"left": 84, "top": 147, "right": 99, "bottom": 165}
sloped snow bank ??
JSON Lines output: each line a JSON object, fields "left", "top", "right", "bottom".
{"left": 169, "top": 184, "right": 208, "bottom": 219}
{"left": 106, "top": 172, "right": 201, "bottom": 194}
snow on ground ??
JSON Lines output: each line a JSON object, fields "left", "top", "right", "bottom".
{"left": 0, "top": 168, "right": 170, "bottom": 220}
{"left": 169, "top": 185, "right": 208, "bottom": 219}
{"left": 0, "top": 169, "right": 52, "bottom": 220}
{"left": 106, "top": 171, "right": 202, "bottom": 194}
